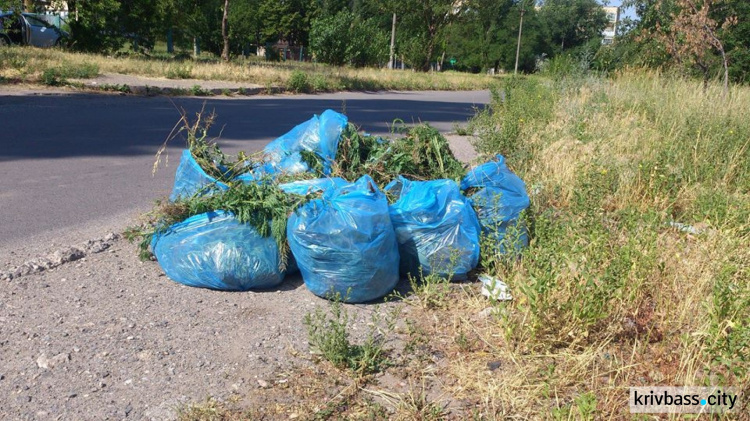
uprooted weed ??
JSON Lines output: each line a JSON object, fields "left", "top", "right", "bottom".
{"left": 125, "top": 180, "right": 317, "bottom": 269}
{"left": 153, "top": 103, "right": 257, "bottom": 183}
{"left": 305, "top": 123, "right": 467, "bottom": 187}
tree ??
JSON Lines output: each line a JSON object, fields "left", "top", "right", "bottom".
{"left": 538, "top": 0, "right": 608, "bottom": 53}
{"left": 447, "top": 0, "right": 515, "bottom": 72}
{"left": 309, "top": 11, "right": 351, "bottom": 65}
{"left": 229, "top": 0, "right": 270, "bottom": 55}
{"left": 261, "top": 0, "right": 315, "bottom": 48}
{"left": 397, "top": 0, "right": 459, "bottom": 71}
{"left": 309, "top": 10, "right": 388, "bottom": 67}
{"left": 500, "top": 0, "right": 547, "bottom": 72}
{"left": 119, "top": 0, "right": 169, "bottom": 51}
{"left": 66, "top": 0, "right": 125, "bottom": 53}
{"left": 649, "top": 0, "right": 733, "bottom": 93}
{"left": 718, "top": 0, "right": 750, "bottom": 83}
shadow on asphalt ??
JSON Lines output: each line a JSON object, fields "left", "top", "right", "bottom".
{"left": 0, "top": 93, "right": 487, "bottom": 161}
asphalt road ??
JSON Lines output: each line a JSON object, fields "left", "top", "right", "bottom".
{"left": 0, "top": 90, "right": 488, "bottom": 255}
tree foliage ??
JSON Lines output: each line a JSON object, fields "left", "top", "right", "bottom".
{"left": 310, "top": 10, "right": 388, "bottom": 67}
{"left": 624, "top": 0, "right": 746, "bottom": 86}
{"left": 538, "top": 0, "right": 608, "bottom": 53}
{"left": 19, "top": 0, "right": 750, "bottom": 87}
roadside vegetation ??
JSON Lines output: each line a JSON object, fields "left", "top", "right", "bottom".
{"left": 176, "top": 66, "right": 749, "bottom": 419}
{"left": 0, "top": 46, "right": 496, "bottom": 93}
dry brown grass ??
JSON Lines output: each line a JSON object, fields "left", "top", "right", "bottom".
{"left": 0, "top": 47, "right": 497, "bottom": 92}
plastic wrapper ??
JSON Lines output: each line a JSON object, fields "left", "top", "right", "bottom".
{"left": 169, "top": 149, "right": 229, "bottom": 201}
{"left": 263, "top": 109, "right": 347, "bottom": 175}
{"left": 151, "top": 210, "right": 285, "bottom": 291}
{"left": 461, "top": 155, "right": 530, "bottom": 254}
{"left": 287, "top": 175, "right": 400, "bottom": 303}
{"left": 386, "top": 176, "right": 480, "bottom": 280}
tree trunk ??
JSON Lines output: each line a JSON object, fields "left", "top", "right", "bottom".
{"left": 221, "top": 0, "right": 230, "bottom": 62}
{"left": 422, "top": 40, "right": 434, "bottom": 72}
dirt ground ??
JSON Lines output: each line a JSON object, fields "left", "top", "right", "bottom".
{"left": 0, "top": 234, "right": 416, "bottom": 420}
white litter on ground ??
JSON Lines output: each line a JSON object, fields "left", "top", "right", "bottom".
{"left": 478, "top": 274, "right": 513, "bottom": 301}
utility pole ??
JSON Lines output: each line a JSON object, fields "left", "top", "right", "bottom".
{"left": 389, "top": 13, "right": 396, "bottom": 69}
{"left": 514, "top": 5, "right": 526, "bottom": 75}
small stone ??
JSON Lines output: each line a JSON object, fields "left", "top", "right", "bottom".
{"left": 257, "top": 379, "right": 268, "bottom": 388}
{"left": 87, "top": 241, "right": 110, "bottom": 254}
{"left": 36, "top": 354, "right": 50, "bottom": 369}
{"left": 487, "top": 360, "right": 502, "bottom": 371}
{"left": 28, "top": 258, "right": 52, "bottom": 271}
{"left": 37, "top": 352, "right": 71, "bottom": 369}
{"left": 49, "top": 247, "right": 85, "bottom": 266}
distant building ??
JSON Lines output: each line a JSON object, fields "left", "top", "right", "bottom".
{"left": 602, "top": 6, "right": 619, "bottom": 44}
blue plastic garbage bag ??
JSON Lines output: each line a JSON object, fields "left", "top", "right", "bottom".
{"left": 279, "top": 177, "right": 349, "bottom": 196}
{"left": 461, "top": 155, "right": 530, "bottom": 253}
{"left": 151, "top": 210, "right": 286, "bottom": 291}
{"left": 287, "top": 175, "right": 400, "bottom": 303}
{"left": 386, "top": 177, "right": 481, "bottom": 280}
{"left": 279, "top": 177, "right": 349, "bottom": 277}
{"left": 170, "top": 149, "right": 230, "bottom": 201}
{"left": 263, "top": 109, "right": 347, "bottom": 175}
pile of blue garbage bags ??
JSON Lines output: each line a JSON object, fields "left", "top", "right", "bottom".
{"left": 151, "top": 110, "right": 530, "bottom": 303}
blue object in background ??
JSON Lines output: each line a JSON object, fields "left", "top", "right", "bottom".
{"left": 151, "top": 210, "right": 286, "bottom": 291}
{"left": 461, "top": 155, "right": 530, "bottom": 254}
{"left": 287, "top": 175, "right": 400, "bottom": 303}
{"left": 262, "top": 109, "right": 348, "bottom": 175}
{"left": 169, "top": 149, "right": 229, "bottom": 201}
{"left": 386, "top": 177, "right": 481, "bottom": 280}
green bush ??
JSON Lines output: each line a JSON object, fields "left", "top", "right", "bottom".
{"left": 287, "top": 70, "right": 310, "bottom": 93}
{"left": 41, "top": 68, "right": 63, "bottom": 86}
{"left": 40, "top": 62, "right": 99, "bottom": 86}
{"left": 310, "top": 11, "right": 388, "bottom": 68}
{"left": 68, "top": 0, "right": 124, "bottom": 53}
{"left": 472, "top": 77, "right": 556, "bottom": 161}
{"left": 166, "top": 64, "right": 193, "bottom": 79}
{"left": 304, "top": 297, "right": 392, "bottom": 376}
